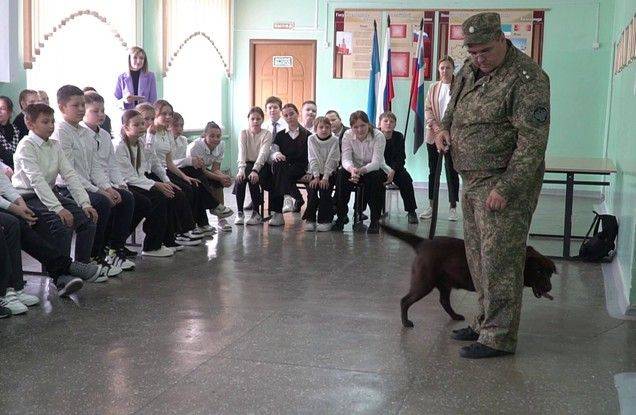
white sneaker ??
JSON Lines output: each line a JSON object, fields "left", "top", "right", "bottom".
{"left": 448, "top": 208, "right": 458, "bottom": 221}
{"left": 282, "top": 196, "right": 294, "bottom": 213}
{"left": 304, "top": 221, "right": 316, "bottom": 231}
{"left": 0, "top": 291, "right": 28, "bottom": 315}
{"left": 89, "top": 258, "right": 117, "bottom": 281}
{"left": 217, "top": 218, "right": 232, "bottom": 232}
{"left": 195, "top": 225, "right": 216, "bottom": 235}
{"left": 175, "top": 234, "right": 203, "bottom": 246}
{"left": 234, "top": 212, "right": 245, "bottom": 225}
{"left": 419, "top": 206, "right": 433, "bottom": 219}
{"left": 12, "top": 288, "right": 39, "bottom": 307}
{"left": 316, "top": 223, "right": 332, "bottom": 232}
{"left": 212, "top": 204, "right": 234, "bottom": 219}
{"left": 185, "top": 230, "right": 206, "bottom": 240}
{"left": 245, "top": 212, "right": 262, "bottom": 226}
{"left": 269, "top": 212, "right": 285, "bottom": 226}
{"left": 106, "top": 249, "right": 136, "bottom": 271}
{"left": 142, "top": 246, "right": 175, "bottom": 257}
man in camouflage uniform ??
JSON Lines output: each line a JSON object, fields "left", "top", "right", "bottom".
{"left": 435, "top": 12, "right": 550, "bottom": 358}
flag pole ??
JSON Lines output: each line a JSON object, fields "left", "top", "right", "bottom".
{"left": 404, "top": 18, "right": 424, "bottom": 153}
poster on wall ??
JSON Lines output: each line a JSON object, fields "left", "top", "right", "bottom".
{"left": 447, "top": 10, "right": 535, "bottom": 65}
{"left": 385, "top": 10, "right": 435, "bottom": 80}
{"left": 333, "top": 9, "right": 382, "bottom": 79}
{"left": 333, "top": 9, "right": 434, "bottom": 80}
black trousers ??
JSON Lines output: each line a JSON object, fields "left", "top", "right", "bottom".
{"left": 128, "top": 186, "right": 168, "bottom": 251}
{"left": 391, "top": 167, "right": 418, "bottom": 213}
{"left": 147, "top": 173, "right": 195, "bottom": 237}
{"left": 0, "top": 211, "right": 72, "bottom": 294}
{"left": 179, "top": 166, "right": 220, "bottom": 226}
{"left": 336, "top": 169, "right": 384, "bottom": 222}
{"left": 260, "top": 161, "right": 306, "bottom": 213}
{"left": 303, "top": 176, "right": 335, "bottom": 223}
{"left": 426, "top": 143, "right": 460, "bottom": 207}
{"left": 233, "top": 161, "right": 263, "bottom": 213}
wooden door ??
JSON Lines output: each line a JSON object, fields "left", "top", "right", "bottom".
{"left": 250, "top": 40, "right": 316, "bottom": 108}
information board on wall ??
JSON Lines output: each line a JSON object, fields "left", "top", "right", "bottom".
{"left": 333, "top": 9, "right": 434, "bottom": 80}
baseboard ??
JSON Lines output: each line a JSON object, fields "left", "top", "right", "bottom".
{"left": 596, "top": 201, "right": 636, "bottom": 320}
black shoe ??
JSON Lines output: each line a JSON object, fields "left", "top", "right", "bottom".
{"left": 56, "top": 275, "right": 84, "bottom": 298}
{"left": 367, "top": 221, "right": 380, "bottom": 234}
{"left": 245, "top": 202, "right": 254, "bottom": 211}
{"left": 0, "top": 306, "right": 10, "bottom": 318}
{"left": 451, "top": 326, "right": 479, "bottom": 341}
{"left": 361, "top": 213, "right": 369, "bottom": 221}
{"left": 407, "top": 211, "right": 419, "bottom": 224}
{"left": 331, "top": 220, "right": 345, "bottom": 232}
{"left": 459, "top": 342, "right": 514, "bottom": 359}
{"left": 122, "top": 246, "right": 138, "bottom": 258}
{"left": 292, "top": 199, "right": 304, "bottom": 213}
{"left": 352, "top": 221, "right": 367, "bottom": 233}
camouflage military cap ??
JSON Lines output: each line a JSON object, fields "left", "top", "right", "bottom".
{"left": 462, "top": 12, "right": 502, "bottom": 46}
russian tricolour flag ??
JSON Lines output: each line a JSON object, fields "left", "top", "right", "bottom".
{"left": 411, "top": 25, "right": 428, "bottom": 154}
{"left": 366, "top": 21, "right": 380, "bottom": 124}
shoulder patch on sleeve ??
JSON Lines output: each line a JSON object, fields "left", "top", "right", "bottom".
{"left": 532, "top": 106, "right": 550, "bottom": 124}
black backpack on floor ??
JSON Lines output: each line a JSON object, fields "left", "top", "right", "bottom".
{"left": 578, "top": 211, "right": 618, "bottom": 262}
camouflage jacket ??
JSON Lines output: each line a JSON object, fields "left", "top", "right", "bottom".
{"left": 440, "top": 40, "right": 550, "bottom": 200}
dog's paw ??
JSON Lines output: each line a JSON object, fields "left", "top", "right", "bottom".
{"left": 403, "top": 320, "right": 414, "bottom": 328}
{"left": 452, "top": 314, "right": 465, "bottom": 321}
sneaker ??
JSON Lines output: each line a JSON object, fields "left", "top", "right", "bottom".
{"left": 245, "top": 212, "right": 262, "bottom": 226}
{"left": 269, "top": 212, "right": 285, "bottom": 226}
{"left": 407, "top": 211, "right": 419, "bottom": 224}
{"left": 184, "top": 230, "right": 206, "bottom": 240}
{"left": 12, "top": 288, "right": 39, "bottom": 307}
{"left": 235, "top": 211, "right": 245, "bottom": 225}
{"left": 448, "top": 208, "right": 458, "bottom": 221}
{"left": 142, "top": 245, "right": 175, "bottom": 257}
{"left": 56, "top": 275, "right": 84, "bottom": 297}
{"left": 0, "top": 291, "right": 28, "bottom": 315}
{"left": 106, "top": 249, "right": 136, "bottom": 271}
{"left": 195, "top": 225, "right": 216, "bottom": 235}
{"left": 367, "top": 221, "right": 380, "bottom": 234}
{"left": 217, "top": 218, "right": 232, "bottom": 232}
{"left": 212, "top": 204, "right": 234, "bottom": 219}
{"left": 0, "top": 306, "right": 10, "bottom": 318}
{"left": 282, "top": 196, "right": 294, "bottom": 213}
{"left": 175, "top": 234, "right": 203, "bottom": 246}
{"left": 165, "top": 242, "right": 184, "bottom": 251}
{"left": 331, "top": 219, "right": 345, "bottom": 232}
{"left": 68, "top": 261, "right": 103, "bottom": 282}
{"left": 121, "top": 246, "right": 138, "bottom": 258}
{"left": 91, "top": 257, "right": 121, "bottom": 278}
{"left": 419, "top": 206, "right": 433, "bottom": 219}
{"left": 352, "top": 221, "right": 368, "bottom": 233}
{"left": 316, "top": 222, "right": 332, "bottom": 232}
{"left": 304, "top": 221, "right": 316, "bottom": 231}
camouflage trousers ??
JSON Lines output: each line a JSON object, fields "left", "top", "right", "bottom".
{"left": 461, "top": 169, "right": 543, "bottom": 352}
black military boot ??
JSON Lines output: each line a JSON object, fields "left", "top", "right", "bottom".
{"left": 459, "top": 342, "right": 514, "bottom": 359}
{"left": 450, "top": 326, "right": 479, "bottom": 341}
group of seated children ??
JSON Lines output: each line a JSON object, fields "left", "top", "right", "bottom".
{"left": 232, "top": 96, "right": 421, "bottom": 235}
{"left": 0, "top": 85, "right": 234, "bottom": 317}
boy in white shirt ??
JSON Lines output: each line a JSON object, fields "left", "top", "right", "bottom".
{"left": 51, "top": 85, "right": 132, "bottom": 275}
{"left": 12, "top": 104, "right": 103, "bottom": 275}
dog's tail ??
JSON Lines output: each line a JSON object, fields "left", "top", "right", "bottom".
{"left": 380, "top": 224, "right": 425, "bottom": 250}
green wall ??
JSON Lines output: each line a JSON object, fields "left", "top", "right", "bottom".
{"left": 605, "top": 0, "right": 636, "bottom": 306}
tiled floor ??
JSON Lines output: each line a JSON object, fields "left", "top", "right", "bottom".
{"left": 1, "top": 189, "right": 634, "bottom": 414}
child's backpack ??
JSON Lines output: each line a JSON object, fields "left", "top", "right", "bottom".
{"left": 578, "top": 211, "right": 618, "bottom": 262}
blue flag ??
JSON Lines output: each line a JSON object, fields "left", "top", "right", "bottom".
{"left": 367, "top": 20, "right": 380, "bottom": 124}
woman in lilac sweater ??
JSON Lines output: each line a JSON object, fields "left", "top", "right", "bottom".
{"left": 114, "top": 46, "right": 157, "bottom": 110}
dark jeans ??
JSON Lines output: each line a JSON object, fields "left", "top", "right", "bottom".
{"left": 390, "top": 167, "right": 418, "bottom": 213}
{"left": 232, "top": 161, "right": 263, "bottom": 213}
{"left": 179, "top": 166, "right": 220, "bottom": 226}
{"left": 0, "top": 211, "right": 73, "bottom": 295}
{"left": 22, "top": 191, "right": 96, "bottom": 263}
{"left": 260, "top": 160, "right": 307, "bottom": 212}
{"left": 128, "top": 185, "right": 168, "bottom": 251}
{"left": 147, "top": 173, "right": 195, "bottom": 237}
{"left": 426, "top": 143, "right": 460, "bottom": 207}
{"left": 302, "top": 175, "right": 335, "bottom": 223}
{"left": 336, "top": 169, "right": 384, "bottom": 223}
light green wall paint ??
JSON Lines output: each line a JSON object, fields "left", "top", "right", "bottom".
{"left": 231, "top": 0, "right": 614, "bottom": 182}
{"left": 605, "top": 0, "right": 636, "bottom": 305}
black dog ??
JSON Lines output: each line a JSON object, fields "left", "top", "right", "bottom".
{"left": 381, "top": 224, "right": 556, "bottom": 328}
